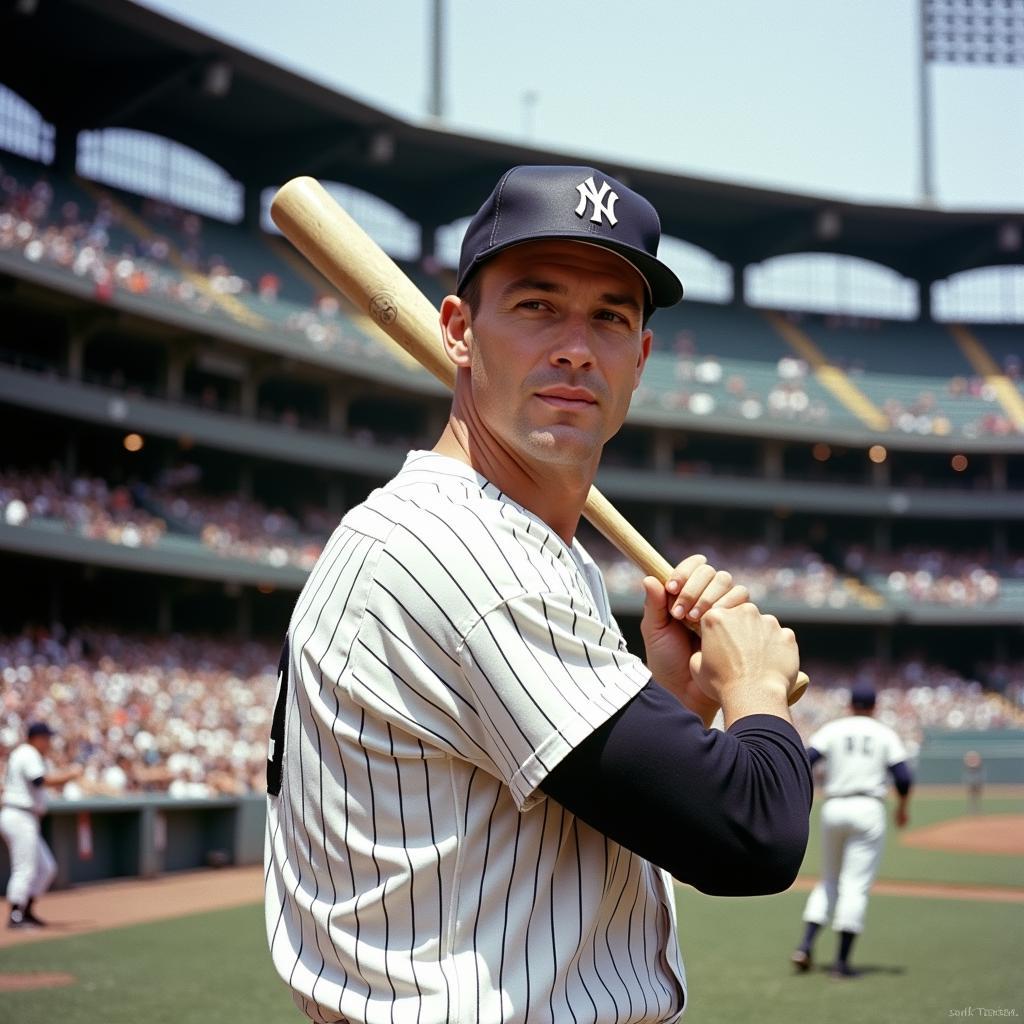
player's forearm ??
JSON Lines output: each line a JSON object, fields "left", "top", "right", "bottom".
{"left": 718, "top": 673, "right": 793, "bottom": 730}
{"left": 540, "top": 681, "right": 813, "bottom": 895}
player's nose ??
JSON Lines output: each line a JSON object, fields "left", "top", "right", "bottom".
{"left": 549, "top": 317, "right": 595, "bottom": 369}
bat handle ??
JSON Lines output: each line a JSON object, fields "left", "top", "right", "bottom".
{"left": 583, "top": 486, "right": 809, "bottom": 706}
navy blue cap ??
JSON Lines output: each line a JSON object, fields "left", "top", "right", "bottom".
{"left": 457, "top": 165, "right": 684, "bottom": 309}
{"left": 850, "top": 684, "right": 876, "bottom": 710}
{"left": 27, "top": 721, "right": 54, "bottom": 738}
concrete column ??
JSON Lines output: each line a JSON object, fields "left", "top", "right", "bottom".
{"left": 990, "top": 454, "right": 1007, "bottom": 490}
{"left": 652, "top": 431, "right": 674, "bottom": 473}
{"left": 765, "top": 515, "right": 783, "bottom": 549}
{"left": 328, "top": 477, "right": 346, "bottom": 519}
{"left": 49, "top": 583, "right": 62, "bottom": 632}
{"left": 166, "top": 350, "right": 186, "bottom": 401}
{"left": 67, "top": 333, "right": 86, "bottom": 380}
{"left": 52, "top": 123, "right": 77, "bottom": 179}
{"left": 992, "top": 523, "right": 1008, "bottom": 562}
{"left": 158, "top": 591, "right": 172, "bottom": 635}
{"left": 240, "top": 375, "right": 259, "bottom": 418}
{"left": 917, "top": 279, "right": 932, "bottom": 323}
{"left": 874, "top": 628, "right": 892, "bottom": 666}
{"left": 237, "top": 464, "right": 253, "bottom": 501}
{"left": 762, "top": 440, "right": 784, "bottom": 479}
{"left": 652, "top": 505, "right": 672, "bottom": 552}
{"left": 731, "top": 263, "right": 745, "bottom": 306}
{"left": 236, "top": 590, "right": 252, "bottom": 639}
{"left": 872, "top": 518, "right": 891, "bottom": 554}
{"left": 243, "top": 180, "right": 263, "bottom": 235}
{"left": 871, "top": 456, "right": 890, "bottom": 487}
{"left": 64, "top": 437, "right": 78, "bottom": 478}
{"left": 328, "top": 387, "right": 349, "bottom": 433}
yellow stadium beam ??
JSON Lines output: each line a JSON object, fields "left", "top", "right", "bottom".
{"left": 76, "top": 178, "right": 267, "bottom": 331}
{"left": 949, "top": 323, "right": 1024, "bottom": 430}
{"left": 762, "top": 311, "right": 890, "bottom": 432}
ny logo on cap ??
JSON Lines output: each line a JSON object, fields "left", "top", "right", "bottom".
{"left": 575, "top": 176, "right": 619, "bottom": 226}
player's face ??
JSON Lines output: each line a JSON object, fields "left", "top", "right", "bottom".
{"left": 459, "top": 240, "right": 652, "bottom": 468}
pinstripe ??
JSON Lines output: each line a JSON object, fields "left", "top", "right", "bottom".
{"left": 265, "top": 452, "right": 686, "bottom": 1024}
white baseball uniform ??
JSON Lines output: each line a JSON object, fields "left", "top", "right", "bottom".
{"left": 0, "top": 742, "right": 57, "bottom": 908}
{"left": 265, "top": 451, "right": 686, "bottom": 1024}
{"left": 801, "top": 715, "right": 908, "bottom": 934}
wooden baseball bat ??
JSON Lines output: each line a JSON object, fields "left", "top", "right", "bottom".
{"left": 270, "top": 176, "right": 808, "bottom": 705}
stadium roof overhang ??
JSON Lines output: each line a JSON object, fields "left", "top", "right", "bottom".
{"left": 2, "top": 0, "right": 1022, "bottom": 282}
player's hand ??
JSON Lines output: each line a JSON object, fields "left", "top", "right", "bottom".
{"left": 688, "top": 603, "right": 799, "bottom": 726}
{"left": 895, "top": 805, "right": 909, "bottom": 828}
{"left": 640, "top": 554, "right": 749, "bottom": 722}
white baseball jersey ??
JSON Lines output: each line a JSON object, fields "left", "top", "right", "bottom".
{"left": 2, "top": 743, "right": 47, "bottom": 815}
{"left": 809, "top": 716, "right": 908, "bottom": 800}
{"left": 266, "top": 451, "right": 686, "bottom": 1024}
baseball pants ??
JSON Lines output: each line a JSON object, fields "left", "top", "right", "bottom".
{"left": 801, "top": 796, "right": 886, "bottom": 935}
{"left": 0, "top": 806, "right": 57, "bottom": 906}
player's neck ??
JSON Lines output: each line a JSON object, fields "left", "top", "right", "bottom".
{"left": 433, "top": 418, "right": 593, "bottom": 544}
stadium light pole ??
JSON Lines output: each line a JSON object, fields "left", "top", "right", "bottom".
{"left": 919, "top": 0, "right": 936, "bottom": 205}
{"left": 429, "top": 0, "right": 445, "bottom": 119}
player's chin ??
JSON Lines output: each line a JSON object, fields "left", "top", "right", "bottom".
{"left": 526, "top": 426, "right": 603, "bottom": 465}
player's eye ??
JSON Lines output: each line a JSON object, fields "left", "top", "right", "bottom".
{"left": 595, "top": 309, "right": 629, "bottom": 325}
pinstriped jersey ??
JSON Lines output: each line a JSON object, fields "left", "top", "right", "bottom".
{"left": 265, "top": 451, "right": 687, "bottom": 1024}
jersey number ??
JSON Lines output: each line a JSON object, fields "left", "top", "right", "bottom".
{"left": 845, "top": 736, "right": 874, "bottom": 756}
{"left": 266, "top": 636, "right": 289, "bottom": 796}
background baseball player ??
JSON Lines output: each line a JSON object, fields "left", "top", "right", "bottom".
{"left": 0, "top": 721, "right": 81, "bottom": 929}
{"left": 791, "top": 683, "right": 913, "bottom": 978}
{"left": 266, "top": 164, "right": 812, "bottom": 1024}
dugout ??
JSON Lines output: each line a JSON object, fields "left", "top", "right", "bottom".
{"left": 0, "top": 794, "right": 266, "bottom": 892}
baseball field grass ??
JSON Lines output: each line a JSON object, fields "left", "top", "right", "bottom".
{"left": 0, "top": 791, "right": 1019, "bottom": 1024}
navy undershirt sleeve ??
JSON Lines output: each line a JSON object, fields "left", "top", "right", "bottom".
{"left": 806, "top": 747, "right": 823, "bottom": 767}
{"left": 540, "top": 680, "right": 813, "bottom": 896}
{"left": 889, "top": 760, "right": 912, "bottom": 796}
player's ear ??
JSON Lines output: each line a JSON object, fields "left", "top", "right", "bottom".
{"left": 440, "top": 295, "right": 473, "bottom": 367}
{"left": 633, "top": 328, "right": 653, "bottom": 390}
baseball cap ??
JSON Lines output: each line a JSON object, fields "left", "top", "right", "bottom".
{"left": 27, "top": 721, "right": 54, "bottom": 738}
{"left": 456, "top": 165, "right": 684, "bottom": 309}
{"left": 849, "top": 684, "right": 877, "bottom": 710}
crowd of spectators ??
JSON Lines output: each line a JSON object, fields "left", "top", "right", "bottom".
{"left": 635, "top": 334, "right": 832, "bottom": 428}
{"left": 843, "top": 544, "right": 1020, "bottom": 606}
{"left": 0, "top": 629, "right": 275, "bottom": 799}
{"left": 0, "top": 162, "right": 412, "bottom": 370}
{"left": 790, "top": 657, "right": 1024, "bottom": 758}
{"left": 587, "top": 531, "right": 874, "bottom": 610}
{"left": 0, "top": 467, "right": 166, "bottom": 548}
{"left": 0, "top": 465, "right": 330, "bottom": 571}
{"left": 3, "top": 161, "right": 1019, "bottom": 440}
{"left": 2, "top": 629, "right": 1021, "bottom": 802}
{"left": 4, "top": 464, "right": 1020, "bottom": 608}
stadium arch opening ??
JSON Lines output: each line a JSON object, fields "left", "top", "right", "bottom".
{"left": 746, "top": 252, "right": 918, "bottom": 320}
{"left": 76, "top": 128, "right": 243, "bottom": 223}
{"left": 0, "top": 83, "right": 54, "bottom": 165}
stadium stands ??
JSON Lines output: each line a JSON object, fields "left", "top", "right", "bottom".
{"left": 0, "top": 1, "right": 1020, "bottom": 808}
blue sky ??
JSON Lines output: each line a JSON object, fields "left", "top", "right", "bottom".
{"left": 136, "top": 0, "right": 1024, "bottom": 211}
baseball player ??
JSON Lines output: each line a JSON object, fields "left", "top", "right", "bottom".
{"left": 266, "top": 164, "right": 813, "bottom": 1023}
{"left": 0, "top": 722, "right": 81, "bottom": 928}
{"left": 791, "top": 683, "right": 913, "bottom": 978}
